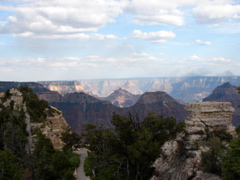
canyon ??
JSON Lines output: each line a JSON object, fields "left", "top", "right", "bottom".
{"left": 39, "top": 76, "right": 240, "bottom": 102}
{"left": 1, "top": 78, "right": 240, "bottom": 133}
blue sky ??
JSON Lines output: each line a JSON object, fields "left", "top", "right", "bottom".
{"left": 0, "top": 0, "right": 240, "bottom": 81}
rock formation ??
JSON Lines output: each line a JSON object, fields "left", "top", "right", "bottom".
{"left": 31, "top": 107, "right": 69, "bottom": 150}
{"left": 151, "top": 101, "right": 236, "bottom": 180}
{"left": 203, "top": 82, "right": 240, "bottom": 126}
{"left": 0, "top": 88, "right": 69, "bottom": 150}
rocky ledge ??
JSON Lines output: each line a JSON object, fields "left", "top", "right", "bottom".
{"left": 151, "top": 101, "right": 236, "bottom": 180}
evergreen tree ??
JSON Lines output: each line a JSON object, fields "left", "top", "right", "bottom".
{"left": 82, "top": 113, "right": 185, "bottom": 180}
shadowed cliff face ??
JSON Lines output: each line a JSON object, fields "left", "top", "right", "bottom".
{"left": 50, "top": 91, "right": 188, "bottom": 133}
{"left": 203, "top": 82, "right": 240, "bottom": 126}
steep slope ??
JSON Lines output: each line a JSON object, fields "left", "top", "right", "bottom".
{"left": 50, "top": 92, "right": 119, "bottom": 132}
{"left": 99, "top": 88, "right": 141, "bottom": 107}
{"left": 203, "top": 82, "right": 240, "bottom": 126}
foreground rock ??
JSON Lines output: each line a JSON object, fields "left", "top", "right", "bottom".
{"left": 151, "top": 101, "right": 236, "bottom": 180}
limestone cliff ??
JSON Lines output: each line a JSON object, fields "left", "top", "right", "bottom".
{"left": 151, "top": 101, "right": 236, "bottom": 180}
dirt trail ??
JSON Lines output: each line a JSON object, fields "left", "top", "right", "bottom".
{"left": 75, "top": 148, "right": 90, "bottom": 180}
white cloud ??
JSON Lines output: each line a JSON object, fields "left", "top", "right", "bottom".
{"left": 185, "top": 55, "right": 233, "bottom": 64}
{"left": 195, "top": 39, "right": 212, "bottom": 45}
{"left": 125, "top": 0, "right": 240, "bottom": 26}
{"left": 212, "top": 57, "right": 231, "bottom": 62}
{"left": 132, "top": 30, "right": 176, "bottom": 43}
{"left": 190, "top": 55, "right": 202, "bottom": 60}
{"left": 14, "top": 32, "right": 118, "bottom": 40}
{"left": 130, "top": 52, "right": 160, "bottom": 61}
{"left": 125, "top": 0, "right": 187, "bottom": 26}
{"left": 193, "top": 1, "right": 240, "bottom": 24}
{"left": 0, "top": 0, "right": 126, "bottom": 37}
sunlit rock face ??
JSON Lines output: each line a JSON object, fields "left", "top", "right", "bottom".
{"left": 151, "top": 101, "right": 236, "bottom": 180}
{"left": 185, "top": 102, "right": 234, "bottom": 134}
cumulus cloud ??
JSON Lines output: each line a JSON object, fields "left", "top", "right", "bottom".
{"left": 125, "top": 0, "right": 240, "bottom": 26}
{"left": 189, "top": 55, "right": 202, "bottom": 60}
{"left": 125, "top": 0, "right": 187, "bottom": 25}
{"left": 132, "top": 30, "right": 176, "bottom": 43}
{"left": 193, "top": 1, "right": 240, "bottom": 24}
{"left": 0, "top": 0, "right": 125, "bottom": 37}
{"left": 195, "top": 39, "right": 212, "bottom": 45}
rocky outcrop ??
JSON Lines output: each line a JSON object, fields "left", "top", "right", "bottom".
{"left": 151, "top": 101, "right": 236, "bottom": 180}
{"left": 32, "top": 107, "right": 69, "bottom": 150}
{"left": 0, "top": 89, "right": 69, "bottom": 150}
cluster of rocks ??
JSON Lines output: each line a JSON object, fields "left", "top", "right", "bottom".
{"left": 151, "top": 101, "right": 236, "bottom": 180}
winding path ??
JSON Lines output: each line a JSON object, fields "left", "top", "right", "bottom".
{"left": 75, "top": 148, "right": 90, "bottom": 180}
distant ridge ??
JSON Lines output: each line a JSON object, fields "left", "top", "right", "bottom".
{"left": 203, "top": 82, "right": 240, "bottom": 126}
{"left": 38, "top": 76, "right": 240, "bottom": 102}
{"left": 0, "top": 81, "right": 188, "bottom": 132}
{"left": 99, "top": 88, "right": 141, "bottom": 107}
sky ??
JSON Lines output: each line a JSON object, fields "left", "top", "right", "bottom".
{"left": 0, "top": 0, "right": 240, "bottom": 81}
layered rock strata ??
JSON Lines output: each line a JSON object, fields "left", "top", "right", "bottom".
{"left": 151, "top": 101, "right": 236, "bottom": 180}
